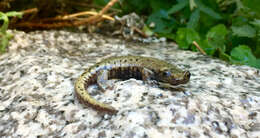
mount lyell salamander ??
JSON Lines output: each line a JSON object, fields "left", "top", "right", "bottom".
{"left": 75, "top": 56, "right": 190, "bottom": 114}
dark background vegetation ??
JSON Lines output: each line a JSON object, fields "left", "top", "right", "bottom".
{"left": 1, "top": 0, "right": 260, "bottom": 69}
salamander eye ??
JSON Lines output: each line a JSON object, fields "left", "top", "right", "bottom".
{"left": 184, "top": 71, "right": 191, "bottom": 78}
{"left": 163, "top": 71, "right": 171, "bottom": 77}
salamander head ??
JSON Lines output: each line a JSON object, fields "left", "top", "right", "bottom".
{"left": 157, "top": 67, "right": 190, "bottom": 85}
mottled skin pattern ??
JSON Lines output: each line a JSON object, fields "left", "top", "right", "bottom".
{"left": 75, "top": 56, "right": 191, "bottom": 114}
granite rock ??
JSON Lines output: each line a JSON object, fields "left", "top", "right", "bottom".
{"left": 0, "top": 30, "right": 259, "bottom": 138}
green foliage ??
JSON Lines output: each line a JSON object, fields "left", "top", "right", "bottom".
{"left": 168, "top": 0, "right": 188, "bottom": 14}
{"left": 194, "top": 0, "right": 222, "bottom": 19}
{"left": 176, "top": 28, "right": 200, "bottom": 49}
{"left": 251, "top": 19, "right": 260, "bottom": 28}
{"left": 147, "top": 10, "right": 177, "bottom": 34}
{"left": 242, "top": 0, "right": 260, "bottom": 14}
{"left": 230, "top": 45, "right": 260, "bottom": 68}
{"left": 206, "top": 24, "right": 228, "bottom": 53}
{"left": 0, "top": 11, "right": 22, "bottom": 53}
{"left": 96, "top": 0, "right": 260, "bottom": 68}
{"left": 231, "top": 25, "right": 256, "bottom": 38}
{"left": 187, "top": 9, "right": 200, "bottom": 28}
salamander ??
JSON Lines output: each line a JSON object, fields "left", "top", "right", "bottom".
{"left": 75, "top": 55, "right": 190, "bottom": 114}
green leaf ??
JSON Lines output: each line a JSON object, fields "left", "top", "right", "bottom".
{"left": 230, "top": 45, "right": 260, "bottom": 68}
{"left": 176, "top": 28, "right": 200, "bottom": 49}
{"left": 118, "top": 0, "right": 150, "bottom": 14}
{"left": 147, "top": 10, "right": 177, "bottom": 34}
{"left": 189, "top": 0, "right": 196, "bottom": 10}
{"left": 242, "top": 0, "right": 260, "bottom": 14}
{"left": 158, "top": 33, "right": 176, "bottom": 40}
{"left": 194, "top": 0, "right": 221, "bottom": 19}
{"left": 206, "top": 24, "right": 228, "bottom": 52}
{"left": 199, "top": 39, "right": 216, "bottom": 55}
{"left": 168, "top": 0, "right": 189, "bottom": 14}
{"left": 250, "top": 19, "right": 260, "bottom": 29}
{"left": 187, "top": 9, "right": 200, "bottom": 28}
{"left": 150, "top": 0, "right": 174, "bottom": 12}
{"left": 232, "top": 16, "right": 248, "bottom": 26}
{"left": 231, "top": 24, "right": 256, "bottom": 38}
{"left": 257, "top": 59, "right": 260, "bottom": 68}
{"left": 218, "top": 49, "right": 230, "bottom": 61}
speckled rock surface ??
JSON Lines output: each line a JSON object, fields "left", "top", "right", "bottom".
{"left": 0, "top": 30, "right": 259, "bottom": 138}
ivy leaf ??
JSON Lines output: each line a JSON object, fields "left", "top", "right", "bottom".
{"left": 257, "top": 59, "right": 260, "bottom": 67}
{"left": 242, "top": 0, "right": 260, "bottom": 14}
{"left": 230, "top": 45, "right": 260, "bottom": 68}
{"left": 189, "top": 0, "right": 196, "bottom": 10}
{"left": 117, "top": 0, "right": 150, "bottom": 14}
{"left": 176, "top": 28, "right": 200, "bottom": 49}
{"left": 187, "top": 9, "right": 200, "bottom": 28}
{"left": 218, "top": 50, "right": 230, "bottom": 61}
{"left": 199, "top": 39, "right": 216, "bottom": 55}
{"left": 232, "top": 16, "right": 248, "bottom": 26}
{"left": 250, "top": 19, "right": 260, "bottom": 29}
{"left": 194, "top": 0, "right": 221, "bottom": 19}
{"left": 206, "top": 24, "right": 228, "bottom": 52}
{"left": 168, "top": 0, "right": 188, "bottom": 14}
{"left": 150, "top": 0, "right": 174, "bottom": 12}
{"left": 147, "top": 10, "right": 177, "bottom": 34}
{"left": 158, "top": 33, "right": 176, "bottom": 40}
{"left": 231, "top": 24, "right": 256, "bottom": 38}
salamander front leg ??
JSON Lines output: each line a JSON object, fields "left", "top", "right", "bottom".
{"left": 97, "top": 70, "right": 114, "bottom": 92}
{"left": 157, "top": 82, "right": 185, "bottom": 91}
{"left": 141, "top": 68, "right": 158, "bottom": 86}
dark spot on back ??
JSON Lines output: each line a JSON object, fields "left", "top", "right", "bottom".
{"left": 124, "top": 59, "right": 127, "bottom": 62}
{"left": 136, "top": 59, "right": 139, "bottom": 62}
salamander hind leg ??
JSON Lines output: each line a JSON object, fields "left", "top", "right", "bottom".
{"left": 97, "top": 70, "right": 115, "bottom": 92}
